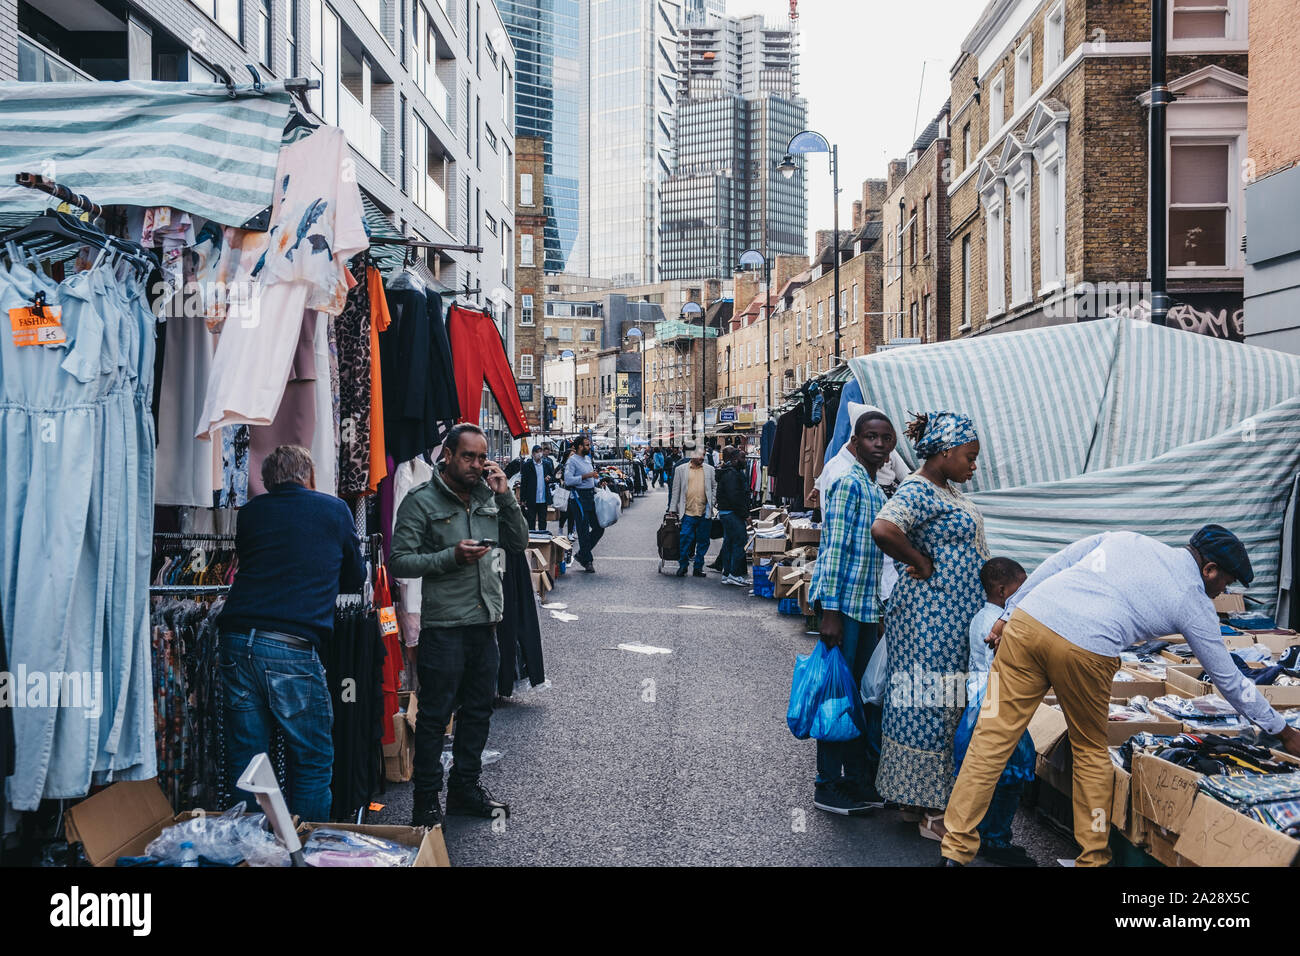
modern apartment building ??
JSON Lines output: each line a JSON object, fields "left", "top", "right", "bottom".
{"left": 588, "top": 0, "right": 681, "bottom": 286}
{"left": 496, "top": 0, "right": 587, "bottom": 274}
{"left": 661, "top": 12, "right": 806, "bottom": 281}
{"left": 7, "top": 0, "right": 516, "bottom": 322}
{"left": 947, "top": 0, "right": 1250, "bottom": 341}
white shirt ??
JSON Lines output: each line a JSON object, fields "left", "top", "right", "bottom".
{"left": 1003, "top": 531, "right": 1283, "bottom": 734}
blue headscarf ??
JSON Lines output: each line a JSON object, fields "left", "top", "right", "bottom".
{"left": 911, "top": 411, "right": 978, "bottom": 459}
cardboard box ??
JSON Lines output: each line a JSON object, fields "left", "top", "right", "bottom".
{"left": 1132, "top": 752, "right": 1203, "bottom": 835}
{"left": 1214, "top": 592, "right": 1246, "bottom": 615}
{"left": 64, "top": 779, "right": 274, "bottom": 867}
{"left": 1173, "top": 794, "right": 1300, "bottom": 867}
{"left": 773, "top": 566, "right": 804, "bottom": 600}
{"left": 752, "top": 535, "right": 788, "bottom": 555}
{"left": 759, "top": 506, "right": 787, "bottom": 522}
{"left": 298, "top": 822, "right": 451, "bottom": 867}
{"left": 1110, "top": 763, "right": 1151, "bottom": 846}
{"left": 384, "top": 708, "right": 415, "bottom": 783}
{"left": 1165, "top": 662, "right": 1300, "bottom": 708}
{"left": 1146, "top": 825, "right": 1194, "bottom": 867}
{"left": 785, "top": 519, "right": 822, "bottom": 547}
{"left": 797, "top": 580, "right": 812, "bottom": 617}
{"left": 1246, "top": 630, "right": 1300, "bottom": 657}
{"left": 1110, "top": 673, "right": 1166, "bottom": 699}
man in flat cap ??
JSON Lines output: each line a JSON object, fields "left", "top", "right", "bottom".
{"left": 940, "top": 526, "right": 1300, "bottom": 868}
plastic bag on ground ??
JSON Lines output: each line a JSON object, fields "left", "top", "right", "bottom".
{"left": 144, "top": 805, "right": 290, "bottom": 867}
{"left": 593, "top": 486, "right": 621, "bottom": 527}
{"left": 861, "top": 636, "right": 888, "bottom": 706}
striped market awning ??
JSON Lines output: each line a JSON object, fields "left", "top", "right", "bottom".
{"left": 847, "top": 318, "right": 1300, "bottom": 608}
{"left": 0, "top": 80, "right": 292, "bottom": 227}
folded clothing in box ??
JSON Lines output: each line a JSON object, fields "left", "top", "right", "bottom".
{"left": 1155, "top": 733, "right": 1296, "bottom": 776}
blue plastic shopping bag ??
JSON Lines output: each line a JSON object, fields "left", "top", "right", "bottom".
{"left": 953, "top": 676, "right": 1035, "bottom": 783}
{"left": 787, "top": 642, "right": 865, "bottom": 741}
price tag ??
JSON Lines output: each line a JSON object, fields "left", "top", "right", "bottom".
{"left": 9, "top": 306, "right": 65, "bottom": 347}
{"left": 378, "top": 606, "right": 399, "bottom": 637}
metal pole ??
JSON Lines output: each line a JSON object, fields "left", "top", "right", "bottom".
{"left": 1150, "top": 0, "right": 1170, "bottom": 327}
{"left": 831, "top": 143, "right": 842, "bottom": 359}
{"left": 764, "top": 251, "right": 772, "bottom": 412}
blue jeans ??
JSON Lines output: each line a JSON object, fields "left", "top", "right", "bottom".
{"left": 978, "top": 778, "right": 1024, "bottom": 848}
{"left": 678, "top": 513, "right": 710, "bottom": 571}
{"left": 219, "top": 631, "right": 335, "bottom": 822}
{"left": 718, "top": 510, "right": 747, "bottom": 576}
{"left": 816, "top": 618, "right": 881, "bottom": 792}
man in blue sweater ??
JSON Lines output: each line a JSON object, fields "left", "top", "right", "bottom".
{"left": 219, "top": 445, "right": 364, "bottom": 821}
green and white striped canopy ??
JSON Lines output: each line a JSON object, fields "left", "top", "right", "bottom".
{"left": 0, "top": 80, "right": 291, "bottom": 227}
{"left": 848, "top": 318, "right": 1300, "bottom": 608}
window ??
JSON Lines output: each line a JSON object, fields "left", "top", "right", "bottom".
{"left": 519, "top": 354, "right": 534, "bottom": 379}
{"left": 485, "top": 36, "right": 497, "bottom": 67}
{"left": 910, "top": 301, "right": 919, "bottom": 338}
{"left": 805, "top": 308, "right": 812, "bottom": 340}
{"left": 520, "top": 173, "right": 534, "bottom": 206}
{"left": 286, "top": 0, "right": 300, "bottom": 74}
{"left": 1039, "top": 157, "right": 1065, "bottom": 287}
{"left": 1010, "top": 175, "right": 1033, "bottom": 304}
{"left": 852, "top": 283, "right": 859, "bottom": 324}
{"left": 924, "top": 295, "right": 934, "bottom": 342}
{"left": 961, "top": 235, "right": 972, "bottom": 328}
{"left": 1045, "top": 2, "right": 1066, "bottom": 74}
{"left": 485, "top": 213, "right": 497, "bottom": 236}
{"left": 989, "top": 71, "right": 1005, "bottom": 136}
{"left": 1014, "top": 37, "right": 1033, "bottom": 112}
{"left": 398, "top": 94, "right": 407, "bottom": 193}
{"left": 502, "top": 64, "right": 513, "bottom": 127}
{"left": 485, "top": 125, "right": 497, "bottom": 153}
{"left": 558, "top": 327, "right": 573, "bottom": 342}
{"left": 544, "top": 325, "right": 553, "bottom": 339}
{"left": 309, "top": 2, "right": 340, "bottom": 125}
{"left": 816, "top": 300, "right": 823, "bottom": 336}
{"left": 986, "top": 198, "right": 1006, "bottom": 316}
{"left": 963, "top": 123, "right": 972, "bottom": 172}
{"left": 256, "top": 0, "right": 272, "bottom": 68}
{"left": 909, "top": 207, "right": 917, "bottom": 265}
{"left": 520, "top": 234, "right": 534, "bottom": 266}
{"left": 838, "top": 290, "right": 846, "bottom": 327}
{"left": 1172, "top": 0, "right": 1231, "bottom": 40}
{"left": 502, "top": 145, "right": 512, "bottom": 206}
{"left": 794, "top": 311, "right": 801, "bottom": 343}
{"left": 922, "top": 195, "right": 931, "bottom": 256}
{"left": 581, "top": 328, "right": 597, "bottom": 343}
{"left": 521, "top": 295, "right": 534, "bottom": 326}
{"left": 1170, "top": 141, "right": 1230, "bottom": 268}
{"left": 192, "top": 0, "right": 240, "bottom": 38}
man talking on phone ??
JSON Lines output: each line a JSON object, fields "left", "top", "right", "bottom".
{"left": 391, "top": 423, "right": 529, "bottom": 827}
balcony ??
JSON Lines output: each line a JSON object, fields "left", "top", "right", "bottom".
{"left": 421, "top": 174, "right": 448, "bottom": 231}
{"left": 339, "top": 86, "right": 386, "bottom": 170}
{"left": 18, "top": 35, "right": 91, "bottom": 83}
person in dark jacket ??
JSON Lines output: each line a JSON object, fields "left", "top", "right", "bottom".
{"left": 505, "top": 446, "right": 555, "bottom": 532}
{"left": 715, "top": 446, "right": 753, "bottom": 586}
{"left": 218, "top": 445, "right": 364, "bottom": 822}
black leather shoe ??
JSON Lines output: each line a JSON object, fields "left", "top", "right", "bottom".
{"left": 978, "top": 843, "right": 1037, "bottom": 867}
{"left": 446, "top": 782, "right": 510, "bottom": 819}
{"left": 582, "top": 562, "right": 596, "bottom": 573}
{"left": 693, "top": 568, "right": 706, "bottom": 577}
{"left": 411, "top": 794, "right": 444, "bottom": 828}
{"left": 676, "top": 567, "right": 688, "bottom": 577}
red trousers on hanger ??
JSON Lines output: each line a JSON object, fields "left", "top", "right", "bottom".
{"left": 446, "top": 305, "right": 529, "bottom": 438}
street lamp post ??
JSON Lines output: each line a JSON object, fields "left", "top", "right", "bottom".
{"left": 625, "top": 325, "right": 646, "bottom": 448}
{"left": 780, "top": 130, "right": 842, "bottom": 359}
{"left": 681, "top": 301, "right": 704, "bottom": 442}
{"left": 739, "top": 248, "right": 772, "bottom": 414}
{"left": 1149, "top": 0, "right": 1170, "bottom": 327}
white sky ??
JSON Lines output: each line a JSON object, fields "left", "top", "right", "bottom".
{"left": 735, "top": 0, "right": 980, "bottom": 254}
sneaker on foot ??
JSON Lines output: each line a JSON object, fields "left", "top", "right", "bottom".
{"left": 813, "top": 784, "right": 872, "bottom": 816}
{"left": 675, "top": 566, "right": 688, "bottom": 577}
{"left": 692, "top": 568, "right": 707, "bottom": 578}
{"left": 978, "top": 843, "right": 1037, "bottom": 867}
{"left": 411, "top": 794, "right": 444, "bottom": 828}
{"left": 446, "top": 781, "right": 510, "bottom": 819}
{"left": 842, "top": 781, "right": 887, "bottom": 809}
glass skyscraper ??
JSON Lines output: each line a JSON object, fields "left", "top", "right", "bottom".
{"left": 497, "top": 0, "right": 588, "bottom": 275}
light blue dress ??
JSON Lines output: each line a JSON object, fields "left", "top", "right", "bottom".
{"left": 875, "top": 474, "right": 989, "bottom": 809}
{"left": 0, "top": 252, "right": 156, "bottom": 809}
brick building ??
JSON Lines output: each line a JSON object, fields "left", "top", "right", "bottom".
{"left": 514, "top": 135, "right": 546, "bottom": 430}
{"left": 882, "top": 104, "right": 952, "bottom": 346}
{"left": 643, "top": 300, "right": 728, "bottom": 445}
{"left": 715, "top": 253, "right": 807, "bottom": 416}
{"left": 1244, "top": 0, "right": 1300, "bottom": 354}
{"left": 948, "top": 0, "right": 1250, "bottom": 341}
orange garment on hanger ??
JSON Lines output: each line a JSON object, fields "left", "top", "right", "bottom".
{"left": 367, "top": 265, "right": 391, "bottom": 491}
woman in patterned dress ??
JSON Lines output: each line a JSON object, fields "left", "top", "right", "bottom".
{"left": 870, "top": 411, "right": 988, "bottom": 842}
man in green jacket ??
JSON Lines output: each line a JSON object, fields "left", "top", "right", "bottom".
{"left": 391, "top": 424, "right": 529, "bottom": 827}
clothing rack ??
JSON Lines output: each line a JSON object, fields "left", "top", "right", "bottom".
{"left": 150, "top": 584, "right": 231, "bottom": 596}
{"left": 13, "top": 172, "right": 103, "bottom": 220}
{"left": 153, "top": 532, "right": 238, "bottom": 543}
{"left": 368, "top": 235, "right": 484, "bottom": 255}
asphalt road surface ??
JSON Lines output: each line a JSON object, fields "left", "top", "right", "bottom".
{"left": 374, "top": 484, "right": 1075, "bottom": 866}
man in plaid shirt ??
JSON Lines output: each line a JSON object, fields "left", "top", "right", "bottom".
{"left": 808, "top": 409, "right": 898, "bottom": 816}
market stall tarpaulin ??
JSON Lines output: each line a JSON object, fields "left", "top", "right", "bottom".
{"left": 847, "top": 317, "right": 1300, "bottom": 609}
{"left": 0, "top": 80, "right": 292, "bottom": 227}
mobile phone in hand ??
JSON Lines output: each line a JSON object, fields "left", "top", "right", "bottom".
{"left": 475, "top": 539, "right": 498, "bottom": 549}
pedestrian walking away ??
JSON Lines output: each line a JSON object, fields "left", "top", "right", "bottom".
{"left": 217, "top": 445, "right": 364, "bottom": 823}
{"left": 564, "top": 433, "right": 604, "bottom": 572}
{"left": 715, "top": 446, "right": 753, "bottom": 587}
{"left": 668, "top": 443, "right": 716, "bottom": 577}
{"left": 390, "top": 423, "right": 529, "bottom": 828}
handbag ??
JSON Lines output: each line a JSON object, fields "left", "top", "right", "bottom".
{"left": 710, "top": 517, "right": 724, "bottom": 540}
